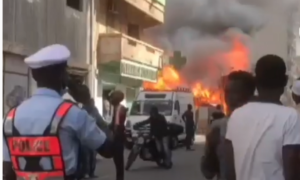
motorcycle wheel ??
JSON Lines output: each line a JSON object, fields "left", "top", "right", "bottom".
{"left": 125, "top": 147, "right": 140, "bottom": 171}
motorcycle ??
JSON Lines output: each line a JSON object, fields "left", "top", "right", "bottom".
{"left": 125, "top": 125, "right": 173, "bottom": 171}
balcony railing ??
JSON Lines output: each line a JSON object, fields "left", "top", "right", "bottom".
{"left": 124, "top": 0, "right": 164, "bottom": 23}
{"left": 98, "top": 33, "right": 163, "bottom": 68}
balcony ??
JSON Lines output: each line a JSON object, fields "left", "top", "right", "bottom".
{"left": 124, "top": 0, "right": 164, "bottom": 23}
{"left": 98, "top": 33, "right": 164, "bottom": 82}
{"left": 98, "top": 33, "right": 163, "bottom": 68}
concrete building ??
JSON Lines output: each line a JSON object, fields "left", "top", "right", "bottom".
{"left": 249, "top": 3, "right": 300, "bottom": 105}
{"left": 2, "top": 0, "right": 165, "bottom": 117}
{"left": 3, "top": 0, "right": 94, "bottom": 115}
{"left": 93, "top": 0, "right": 165, "bottom": 116}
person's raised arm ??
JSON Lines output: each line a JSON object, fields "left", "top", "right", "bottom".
{"left": 225, "top": 115, "right": 236, "bottom": 180}
{"left": 73, "top": 108, "right": 114, "bottom": 158}
{"left": 161, "top": 115, "right": 168, "bottom": 127}
{"left": 282, "top": 111, "right": 300, "bottom": 180}
{"left": 91, "top": 106, "right": 110, "bottom": 133}
{"left": 201, "top": 121, "right": 220, "bottom": 179}
{"left": 3, "top": 135, "right": 16, "bottom": 180}
{"left": 133, "top": 118, "right": 151, "bottom": 129}
{"left": 224, "top": 139, "right": 235, "bottom": 180}
{"left": 182, "top": 111, "right": 186, "bottom": 123}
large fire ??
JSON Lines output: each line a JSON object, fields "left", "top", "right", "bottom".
{"left": 143, "top": 38, "right": 250, "bottom": 113}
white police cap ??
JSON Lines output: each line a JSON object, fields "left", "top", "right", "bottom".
{"left": 25, "top": 44, "right": 70, "bottom": 69}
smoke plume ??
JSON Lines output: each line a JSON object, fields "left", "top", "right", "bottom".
{"left": 145, "top": 0, "right": 296, "bottom": 85}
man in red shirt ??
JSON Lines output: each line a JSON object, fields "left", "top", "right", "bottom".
{"left": 110, "top": 90, "right": 127, "bottom": 180}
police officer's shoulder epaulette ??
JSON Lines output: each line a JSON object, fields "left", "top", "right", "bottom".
{"left": 63, "top": 99, "right": 76, "bottom": 104}
{"left": 63, "top": 100, "right": 79, "bottom": 107}
{"left": 63, "top": 100, "right": 84, "bottom": 110}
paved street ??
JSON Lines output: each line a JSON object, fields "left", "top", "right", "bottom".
{"left": 93, "top": 136, "right": 207, "bottom": 180}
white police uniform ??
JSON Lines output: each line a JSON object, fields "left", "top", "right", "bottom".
{"left": 2, "top": 44, "right": 107, "bottom": 177}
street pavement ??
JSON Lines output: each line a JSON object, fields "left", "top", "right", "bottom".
{"left": 92, "top": 135, "right": 207, "bottom": 180}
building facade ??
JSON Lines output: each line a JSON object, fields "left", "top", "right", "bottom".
{"left": 93, "top": 0, "right": 165, "bottom": 116}
{"left": 3, "top": 0, "right": 93, "bottom": 115}
{"left": 249, "top": 3, "right": 296, "bottom": 105}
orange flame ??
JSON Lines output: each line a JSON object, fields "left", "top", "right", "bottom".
{"left": 143, "top": 38, "right": 250, "bottom": 114}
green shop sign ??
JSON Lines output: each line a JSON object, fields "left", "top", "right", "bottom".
{"left": 120, "top": 59, "right": 158, "bottom": 82}
{"left": 155, "top": 0, "right": 165, "bottom": 5}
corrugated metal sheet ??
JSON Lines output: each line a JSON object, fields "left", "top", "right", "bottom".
{"left": 3, "top": 0, "right": 89, "bottom": 65}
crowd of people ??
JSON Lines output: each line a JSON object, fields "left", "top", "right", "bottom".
{"left": 3, "top": 43, "right": 300, "bottom": 180}
{"left": 201, "top": 54, "right": 300, "bottom": 180}
{"left": 2, "top": 44, "right": 197, "bottom": 180}
{"left": 2, "top": 44, "right": 127, "bottom": 180}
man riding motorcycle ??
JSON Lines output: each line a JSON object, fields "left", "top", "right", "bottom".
{"left": 134, "top": 106, "right": 172, "bottom": 165}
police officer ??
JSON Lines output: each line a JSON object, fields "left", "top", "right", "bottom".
{"left": 110, "top": 90, "right": 127, "bottom": 180}
{"left": 3, "top": 44, "right": 114, "bottom": 180}
{"left": 182, "top": 104, "right": 195, "bottom": 150}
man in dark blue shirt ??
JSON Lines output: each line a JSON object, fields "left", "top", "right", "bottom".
{"left": 70, "top": 85, "right": 110, "bottom": 178}
{"left": 182, "top": 104, "right": 195, "bottom": 150}
{"left": 135, "top": 106, "right": 171, "bottom": 165}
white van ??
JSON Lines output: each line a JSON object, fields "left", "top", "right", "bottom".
{"left": 124, "top": 87, "right": 195, "bottom": 148}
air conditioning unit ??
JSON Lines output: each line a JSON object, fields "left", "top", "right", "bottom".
{"left": 108, "top": 1, "right": 118, "bottom": 14}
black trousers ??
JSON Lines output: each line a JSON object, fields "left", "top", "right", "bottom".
{"left": 87, "top": 150, "right": 97, "bottom": 176}
{"left": 113, "top": 139, "right": 125, "bottom": 180}
{"left": 185, "top": 132, "right": 193, "bottom": 149}
{"left": 65, "top": 174, "right": 77, "bottom": 180}
{"left": 76, "top": 146, "right": 87, "bottom": 179}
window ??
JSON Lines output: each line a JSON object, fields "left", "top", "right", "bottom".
{"left": 127, "top": 24, "right": 140, "bottom": 39}
{"left": 130, "top": 100, "right": 173, "bottom": 116}
{"left": 66, "top": 0, "right": 82, "bottom": 11}
{"left": 145, "top": 94, "right": 166, "bottom": 99}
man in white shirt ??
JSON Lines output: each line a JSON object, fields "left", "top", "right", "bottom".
{"left": 225, "top": 54, "right": 300, "bottom": 180}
